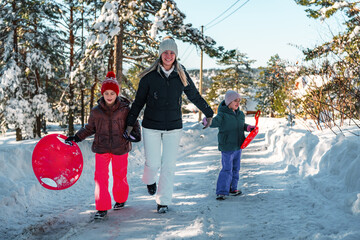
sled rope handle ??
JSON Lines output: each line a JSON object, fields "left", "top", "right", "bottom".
{"left": 254, "top": 110, "right": 261, "bottom": 127}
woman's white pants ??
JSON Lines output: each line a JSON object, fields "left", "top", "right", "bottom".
{"left": 142, "top": 127, "right": 182, "bottom": 205}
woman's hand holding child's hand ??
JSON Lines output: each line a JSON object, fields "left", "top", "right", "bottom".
{"left": 123, "top": 126, "right": 137, "bottom": 142}
{"left": 202, "top": 117, "right": 213, "bottom": 129}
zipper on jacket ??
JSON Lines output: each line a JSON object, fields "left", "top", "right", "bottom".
{"left": 159, "top": 70, "right": 171, "bottom": 130}
{"left": 235, "top": 111, "right": 241, "bottom": 146}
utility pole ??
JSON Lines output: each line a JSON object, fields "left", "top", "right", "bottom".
{"left": 198, "top": 25, "right": 204, "bottom": 122}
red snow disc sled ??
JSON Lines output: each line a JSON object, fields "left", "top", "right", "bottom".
{"left": 241, "top": 110, "right": 261, "bottom": 149}
{"left": 32, "top": 134, "right": 83, "bottom": 190}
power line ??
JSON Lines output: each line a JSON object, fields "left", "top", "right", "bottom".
{"left": 180, "top": 43, "right": 192, "bottom": 60}
{"left": 182, "top": 45, "right": 195, "bottom": 64}
{"left": 205, "top": 0, "right": 242, "bottom": 27}
{"left": 206, "top": 0, "right": 251, "bottom": 30}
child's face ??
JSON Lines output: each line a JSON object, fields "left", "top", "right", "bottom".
{"left": 228, "top": 98, "right": 240, "bottom": 111}
{"left": 103, "top": 90, "right": 117, "bottom": 106}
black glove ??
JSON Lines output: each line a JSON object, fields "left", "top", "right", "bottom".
{"left": 123, "top": 126, "right": 136, "bottom": 142}
{"left": 123, "top": 126, "right": 137, "bottom": 142}
{"left": 65, "top": 135, "right": 81, "bottom": 145}
{"left": 123, "top": 130, "right": 137, "bottom": 142}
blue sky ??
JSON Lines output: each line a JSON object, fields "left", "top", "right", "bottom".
{"left": 174, "top": 0, "right": 345, "bottom": 69}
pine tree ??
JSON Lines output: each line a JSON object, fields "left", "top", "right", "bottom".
{"left": 81, "top": 0, "right": 223, "bottom": 97}
{"left": 295, "top": 0, "right": 360, "bottom": 121}
{"left": 56, "top": 0, "right": 83, "bottom": 135}
{"left": 75, "top": 0, "right": 104, "bottom": 115}
{"left": 0, "top": 0, "right": 64, "bottom": 140}
{"left": 207, "top": 50, "right": 255, "bottom": 108}
{"left": 1, "top": 0, "right": 226, "bottom": 139}
{"left": 255, "top": 55, "right": 295, "bottom": 117}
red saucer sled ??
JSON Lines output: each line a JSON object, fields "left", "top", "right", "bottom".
{"left": 241, "top": 110, "right": 261, "bottom": 149}
{"left": 32, "top": 134, "right": 83, "bottom": 190}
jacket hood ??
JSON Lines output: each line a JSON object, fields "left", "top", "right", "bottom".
{"left": 218, "top": 100, "right": 238, "bottom": 114}
{"left": 98, "top": 96, "right": 130, "bottom": 111}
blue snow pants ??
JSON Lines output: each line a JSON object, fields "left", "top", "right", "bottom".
{"left": 216, "top": 149, "right": 242, "bottom": 195}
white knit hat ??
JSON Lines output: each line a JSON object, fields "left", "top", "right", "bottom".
{"left": 159, "top": 37, "right": 178, "bottom": 57}
{"left": 225, "top": 90, "right": 240, "bottom": 106}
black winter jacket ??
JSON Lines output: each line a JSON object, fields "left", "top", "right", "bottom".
{"left": 126, "top": 67, "right": 214, "bottom": 130}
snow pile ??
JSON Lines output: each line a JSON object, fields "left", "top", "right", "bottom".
{"left": 265, "top": 119, "right": 360, "bottom": 215}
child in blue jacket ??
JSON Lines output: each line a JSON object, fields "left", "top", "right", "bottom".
{"left": 203, "top": 90, "right": 255, "bottom": 200}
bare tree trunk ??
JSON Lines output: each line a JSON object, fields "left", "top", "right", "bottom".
{"left": 90, "top": 74, "right": 98, "bottom": 111}
{"left": 68, "top": 1, "right": 75, "bottom": 135}
{"left": 34, "top": 69, "right": 42, "bottom": 137}
{"left": 114, "top": 22, "right": 124, "bottom": 93}
{"left": 12, "top": 1, "right": 22, "bottom": 141}
{"left": 80, "top": 2, "right": 85, "bottom": 127}
{"left": 90, "top": 1, "right": 99, "bottom": 112}
{"left": 81, "top": 90, "right": 84, "bottom": 127}
{"left": 108, "top": 48, "right": 114, "bottom": 71}
{"left": 16, "top": 129, "right": 22, "bottom": 141}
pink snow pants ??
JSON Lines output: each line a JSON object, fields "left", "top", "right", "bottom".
{"left": 94, "top": 153, "right": 129, "bottom": 211}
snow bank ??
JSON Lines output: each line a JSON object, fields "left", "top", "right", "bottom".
{"left": 0, "top": 134, "right": 94, "bottom": 234}
{"left": 265, "top": 119, "right": 360, "bottom": 215}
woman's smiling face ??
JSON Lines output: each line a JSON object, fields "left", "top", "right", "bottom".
{"left": 161, "top": 50, "right": 176, "bottom": 70}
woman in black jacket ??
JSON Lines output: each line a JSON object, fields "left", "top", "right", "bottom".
{"left": 125, "top": 36, "right": 214, "bottom": 213}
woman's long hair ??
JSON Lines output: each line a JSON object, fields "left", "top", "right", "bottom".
{"left": 138, "top": 58, "right": 188, "bottom": 87}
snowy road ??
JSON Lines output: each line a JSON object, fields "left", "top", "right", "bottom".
{"left": 3, "top": 116, "right": 360, "bottom": 239}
